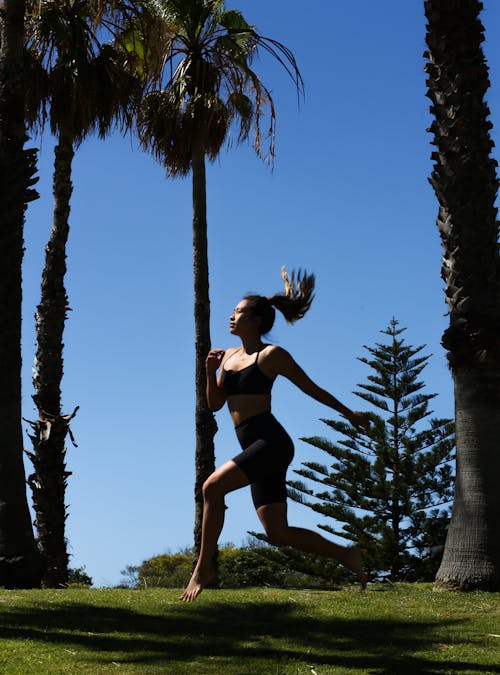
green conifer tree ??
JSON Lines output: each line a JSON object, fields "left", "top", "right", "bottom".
{"left": 287, "top": 319, "right": 455, "bottom": 582}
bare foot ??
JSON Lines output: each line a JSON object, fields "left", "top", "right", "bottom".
{"left": 180, "top": 567, "right": 215, "bottom": 602}
{"left": 345, "top": 545, "right": 367, "bottom": 590}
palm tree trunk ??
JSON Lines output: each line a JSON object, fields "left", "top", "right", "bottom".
{"left": 0, "top": 0, "right": 43, "bottom": 588}
{"left": 191, "top": 143, "right": 218, "bottom": 563}
{"left": 424, "top": 0, "right": 500, "bottom": 590}
{"left": 25, "top": 126, "right": 75, "bottom": 588}
{"left": 436, "top": 367, "right": 500, "bottom": 589}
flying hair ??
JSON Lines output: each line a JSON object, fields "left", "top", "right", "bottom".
{"left": 269, "top": 267, "right": 316, "bottom": 324}
{"left": 244, "top": 267, "right": 316, "bottom": 335}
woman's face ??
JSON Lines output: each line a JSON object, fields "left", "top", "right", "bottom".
{"left": 229, "top": 299, "right": 260, "bottom": 336}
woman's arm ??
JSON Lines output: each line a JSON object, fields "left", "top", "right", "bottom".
{"left": 205, "top": 348, "right": 228, "bottom": 411}
{"left": 269, "top": 347, "right": 370, "bottom": 431}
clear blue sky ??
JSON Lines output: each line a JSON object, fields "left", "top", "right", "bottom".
{"left": 20, "top": 1, "right": 500, "bottom": 586}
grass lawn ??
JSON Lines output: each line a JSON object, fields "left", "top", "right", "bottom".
{"left": 0, "top": 584, "right": 498, "bottom": 674}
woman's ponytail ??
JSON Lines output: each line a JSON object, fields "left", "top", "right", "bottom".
{"left": 244, "top": 267, "right": 315, "bottom": 335}
{"left": 268, "top": 267, "right": 315, "bottom": 324}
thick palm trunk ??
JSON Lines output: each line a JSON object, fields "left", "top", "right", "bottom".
{"left": 0, "top": 0, "right": 43, "bottom": 588}
{"left": 425, "top": 0, "right": 500, "bottom": 590}
{"left": 438, "top": 368, "right": 500, "bottom": 589}
{"left": 191, "top": 145, "right": 218, "bottom": 562}
{"left": 25, "top": 127, "right": 75, "bottom": 588}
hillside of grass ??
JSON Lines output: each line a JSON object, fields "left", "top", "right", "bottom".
{"left": 0, "top": 584, "right": 498, "bottom": 674}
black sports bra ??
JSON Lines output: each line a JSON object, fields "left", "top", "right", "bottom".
{"left": 222, "top": 350, "right": 274, "bottom": 396}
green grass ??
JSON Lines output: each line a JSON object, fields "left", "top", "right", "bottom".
{"left": 0, "top": 584, "right": 498, "bottom": 674}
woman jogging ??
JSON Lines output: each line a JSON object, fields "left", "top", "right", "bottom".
{"left": 181, "top": 269, "right": 370, "bottom": 602}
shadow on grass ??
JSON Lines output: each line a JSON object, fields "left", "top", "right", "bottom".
{"left": 0, "top": 593, "right": 497, "bottom": 674}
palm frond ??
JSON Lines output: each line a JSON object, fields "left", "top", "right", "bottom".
{"left": 25, "top": 0, "right": 142, "bottom": 141}
{"left": 132, "top": 0, "right": 302, "bottom": 171}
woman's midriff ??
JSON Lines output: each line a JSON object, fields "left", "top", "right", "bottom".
{"left": 227, "top": 394, "right": 272, "bottom": 427}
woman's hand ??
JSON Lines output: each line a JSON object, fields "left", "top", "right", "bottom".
{"left": 344, "top": 410, "right": 371, "bottom": 433}
{"left": 205, "top": 349, "right": 227, "bottom": 411}
{"left": 206, "top": 349, "right": 225, "bottom": 375}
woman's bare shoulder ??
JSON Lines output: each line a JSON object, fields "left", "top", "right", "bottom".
{"left": 221, "top": 346, "right": 240, "bottom": 366}
{"left": 262, "top": 344, "right": 291, "bottom": 359}
{"left": 260, "top": 344, "right": 295, "bottom": 375}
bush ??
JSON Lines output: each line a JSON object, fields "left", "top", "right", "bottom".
{"left": 121, "top": 552, "right": 193, "bottom": 589}
{"left": 67, "top": 566, "right": 93, "bottom": 587}
{"left": 121, "top": 543, "right": 345, "bottom": 590}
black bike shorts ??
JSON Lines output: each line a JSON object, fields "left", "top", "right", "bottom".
{"left": 232, "top": 412, "right": 294, "bottom": 509}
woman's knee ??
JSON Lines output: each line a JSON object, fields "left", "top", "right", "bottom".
{"left": 264, "top": 525, "right": 290, "bottom": 547}
{"left": 202, "top": 474, "right": 224, "bottom": 501}
{"left": 202, "top": 461, "right": 249, "bottom": 502}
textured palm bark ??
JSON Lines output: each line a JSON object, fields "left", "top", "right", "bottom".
{"left": 0, "top": 0, "right": 43, "bottom": 588}
{"left": 25, "top": 127, "right": 75, "bottom": 588}
{"left": 425, "top": 0, "right": 500, "bottom": 590}
{"left": 191, "top": 144, "right": 218, "bottom": 564}
{"left": 437, "top": 368, "right": 500, "bottom": 590}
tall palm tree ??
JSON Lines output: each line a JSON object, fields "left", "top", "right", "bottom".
{"left": 424, "top": 0, "right": 500, "bottom": 590}
{"left": 24, "top": 0, "right": 140, "bottom": 587}
{"left": 0, "top": 0, "right": 43, "bottom": 588}
{"left": 134, "top": 0, "right": 303, "bottom": 559}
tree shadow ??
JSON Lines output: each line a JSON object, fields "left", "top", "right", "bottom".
{"left": 0, "top": 593, "right": 497, "bottom": 674}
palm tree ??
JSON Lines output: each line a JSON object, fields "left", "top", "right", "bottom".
{"left": 23, "top": 0, "right": 140, "bottom": 587}
{"left": 424, "top": 0, "right": 500, "bottom": 590}
{"left": 134, "top": 0, "right": 303, "bottom": 559}
{"left": 0, "top": 0, "right": 43, "bottom": 588}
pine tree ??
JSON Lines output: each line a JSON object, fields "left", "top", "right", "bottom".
{"left": 288, "top": 319, "right": 455, "bottom": 582}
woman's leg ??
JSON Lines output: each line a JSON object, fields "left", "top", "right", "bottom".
{"left": 180, "top": 460, "right": 249, "bottom": 602}
{"left": 257, "top": 502, "right": 367, "bottom": 589}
